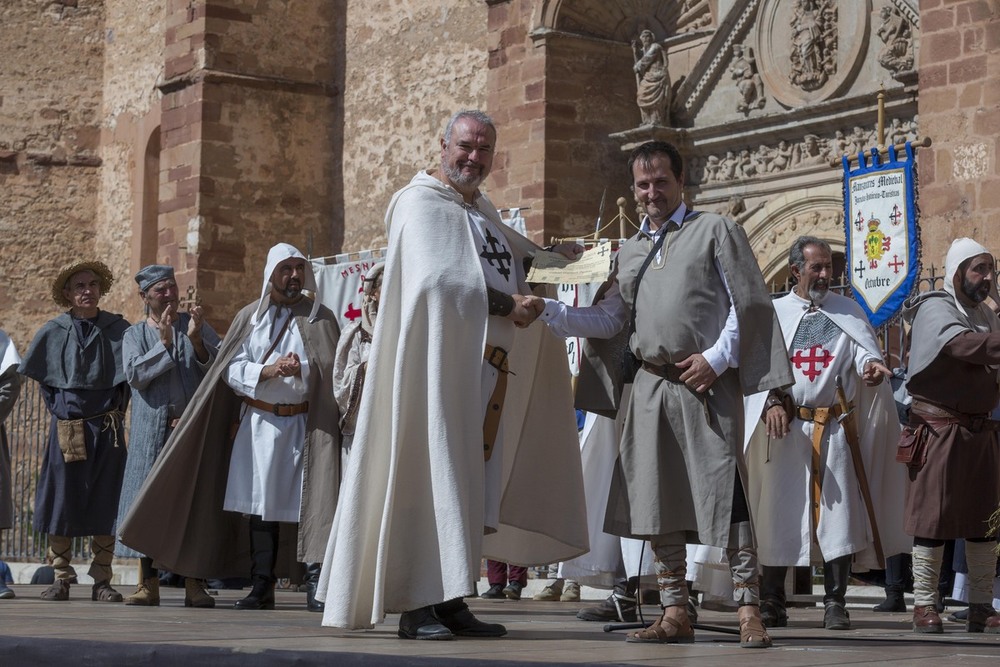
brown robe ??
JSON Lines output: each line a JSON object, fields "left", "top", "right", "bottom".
{"left": 904, "top": 300, "right": 1000, "bottom": 539}
{"left": 118, "top": 296, "right": 341, "bottom": 578}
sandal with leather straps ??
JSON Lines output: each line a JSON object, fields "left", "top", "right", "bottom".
{"left": 625, "top": 610, "right": 695, "bottom": 644}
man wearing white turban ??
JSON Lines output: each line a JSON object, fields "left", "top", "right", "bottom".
{"left": 119, "top": 243, "right": 341, "bottom": 612}
{"left": 901, "top": 238, "right": 1000, "bottom": 635}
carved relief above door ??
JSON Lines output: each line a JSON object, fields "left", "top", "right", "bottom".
{"left": 756, "top": 0, "right": 871, "bottom": 108}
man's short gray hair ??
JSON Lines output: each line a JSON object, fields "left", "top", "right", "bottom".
{"left": 789, "top": 235, "right": 832, "bottom": 270}
{"left": 443, "top": 110, "right": 496, "bottom": 144}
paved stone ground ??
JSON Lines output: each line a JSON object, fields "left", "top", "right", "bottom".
{"left": 0, "top": 584, "right": 997, "bottom": 666}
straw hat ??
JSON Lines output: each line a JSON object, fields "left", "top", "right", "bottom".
{"left": 51, "top": 260, "right": 115, "bottom": 308}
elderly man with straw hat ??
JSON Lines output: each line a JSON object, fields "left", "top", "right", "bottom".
{"left": 20, "top": 260, "right": 130, "bottom": 602}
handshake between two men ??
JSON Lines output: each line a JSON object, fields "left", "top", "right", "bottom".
{"left": 506, "top": 242, "right": 585, "bottom": 328}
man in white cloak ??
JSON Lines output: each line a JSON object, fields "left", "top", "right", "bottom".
{"left": 317, "top": 110, "right": 588, "bottom": 640}
{"left": 745, "top": 236, "right": 909, "bottom": 630}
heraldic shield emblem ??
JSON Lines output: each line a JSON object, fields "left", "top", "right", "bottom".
{"left": 842, "top": 142, "right": 921, "bottom": 329}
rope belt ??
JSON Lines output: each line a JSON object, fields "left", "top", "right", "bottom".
{"left": 482, "top": 343, "right": 512, "bottom": 462}
{"left": 795, "top": 403, "right": 847, "bottom": 542}
{"left": 243, "top": 397, "right": 309, "bottom": 417}
{"left": 98, "top": 410, "right": 125, "bottom": 448}
{"left": 911, "top": 399, "right": 1000, "bottom": 433}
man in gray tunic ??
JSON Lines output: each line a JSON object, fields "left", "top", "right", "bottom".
{"left": 115, "top": 264, "right": 221, "bottom": 607}
{"left": 537, "top": 141, "right": 792, "bottom": 648}
{"left": 20, "top": 261, "right": 130, "bottom": 602}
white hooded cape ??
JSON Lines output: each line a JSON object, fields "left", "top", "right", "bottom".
{"left": 317, "top": 171, "right": 588, "bottom": 629}
{"left": 744, "top": 291, "right": 909, "bottom": 569}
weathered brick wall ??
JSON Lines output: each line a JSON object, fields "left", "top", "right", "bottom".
{"left": 485, "top": 0, "right": 547, "bottom": 244}
{"left": 159, "top": 0, "right": 344, "bottom": 332}
{"left": 541, "top": 35, "right": 635, "bottom": 243}
{"left": 99, "top": 0, "right": 167, "bottom": 323}
{"left": 340, "top": 2, "right": 488, "bottom": 254}
{"left": 917, "top": 0, "right": 1000, "bottom": 267}
{"left": 0, "top": 0, "right": 106, "bottom": 349}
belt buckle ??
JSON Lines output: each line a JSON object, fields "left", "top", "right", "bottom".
{"left": 272, "top": 403, "right": 284, "bottom": 416}
{"left": 487, "top": 345, "right": 508, "bottom": 369}
{"left": 799, "top": 406, "right": 814, "bottom": 422}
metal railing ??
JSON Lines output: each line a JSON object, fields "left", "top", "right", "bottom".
{"left": 2, "top": 381, "right": 95, "bottom": 563}
{"left": 0, "top": 267, "right": 950, "bottom": 564}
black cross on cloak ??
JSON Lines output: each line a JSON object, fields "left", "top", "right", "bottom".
{"left": 480, "top": 228, "right": 513, "bottom": 281}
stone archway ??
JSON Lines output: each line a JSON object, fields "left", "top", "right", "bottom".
{"left": 742, "top": 186, "right": 845, "bottom": 285}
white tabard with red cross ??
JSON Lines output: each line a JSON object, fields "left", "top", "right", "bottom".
{"left": 789, "top": 310, "right": 862, "bottom": 408}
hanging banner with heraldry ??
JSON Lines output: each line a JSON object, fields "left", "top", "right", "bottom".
{"left": 842, "top": 141, "right": 920, "bottom": 329}
{"left": 311, "top": 248, "right": 387, "bottom": 330}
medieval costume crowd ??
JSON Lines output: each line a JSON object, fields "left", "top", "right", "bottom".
{"left": 1, "top": 111, "right": 998, "bottom": 648}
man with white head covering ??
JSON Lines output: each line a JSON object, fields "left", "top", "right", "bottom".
{"left": 114, "top": 264, "right": 221, "bottom": 608}
{"left": 118, "top": 243, "right": 341, "bottom": 613}
{"left": 901, "top": 238, "right": 1000, "bottom": 635}
{"left": 20, "top": 260, "right": 130, "bottom": 602}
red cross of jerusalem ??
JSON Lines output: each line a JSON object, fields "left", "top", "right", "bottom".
{"left": 344, "top": 303, "right": 362, "bottom": 321}
{"left": 791, "top": 345, "right": 835, "bottom": 382}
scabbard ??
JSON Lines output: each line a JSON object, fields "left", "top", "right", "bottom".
{"left": 835, "top": 383, "right": 884, "bottom": 568}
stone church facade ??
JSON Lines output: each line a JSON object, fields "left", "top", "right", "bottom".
{"left": 0, "top": 0, "right": 996, "bottom": 344}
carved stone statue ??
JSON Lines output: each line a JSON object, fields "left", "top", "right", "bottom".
{"left": 877, "top": 6, "right": 914, "bottom": 74}
{"left": 788, "top": 0, "right": 837, "bottom": 91}
{"left": 730, "top": 44, "right": 766, "bottom": 113}
{"left": 632, "top": 30, "right": 671, "bottom": 126}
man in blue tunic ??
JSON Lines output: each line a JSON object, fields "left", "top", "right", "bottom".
{"left": 115, "top": 264, "right": 221, "bottom": 607}
{"left": 20, "top": 261, "right": 130, "bottom": 602}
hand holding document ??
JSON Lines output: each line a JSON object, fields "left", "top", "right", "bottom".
{"left": 526, "top": 241, "right": 613, "bottom": 285}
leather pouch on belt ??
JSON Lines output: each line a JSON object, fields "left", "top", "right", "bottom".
{"left": 57, "top": 419, "right": 88, "bottom": 463}
{"left": 895, "top": 424, "right": 927, "bottom": 470}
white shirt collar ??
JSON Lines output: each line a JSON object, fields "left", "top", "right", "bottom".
{"left": 639, "top": 202, "right": 688, "bottom": 238}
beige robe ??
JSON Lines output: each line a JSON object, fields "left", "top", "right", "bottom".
{"left": 118, "top": 297, "right": 341, "bottom": 577}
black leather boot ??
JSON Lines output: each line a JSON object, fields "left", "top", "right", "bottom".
{"left": 434, "top": 597, "right": 506, "bottom": 637}
{"left": 304, "top": 562, "right": 324, "bottom": 612}
{"left": 759, "top": 565, "right": 788, "bottom": 627}
{"left": 398, "top": 605, "right": 453, "bottom": 640}
{"left": 823, "top": 555, "right": 851, "bottom": 630}
{"left": 873, "top": 553, "right": 907, "bottom": 612}
{"left": 234, "top": 517, "right": 278, "bottom": 610}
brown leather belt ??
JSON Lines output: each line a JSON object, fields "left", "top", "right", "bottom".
{"left": 911, "top": 399, "right": 1000, "bottom": 433}
{"left": 641, "top": 361, "right": 684, "bottom": 383}
{"left": 482, "top": 343, "right": 511, "bottom": 462}
{"left": 243, "top": 397, "right": 309, "bottom": 417}
{"left": 795, "top": 403, "right": 848, "bottom": 543}
{"left": 796, "top": 404, "right": 844, "bottom": 422}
